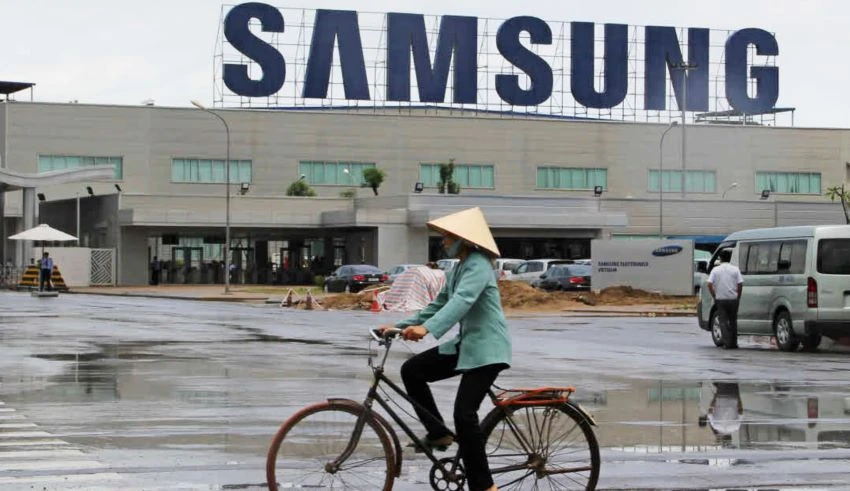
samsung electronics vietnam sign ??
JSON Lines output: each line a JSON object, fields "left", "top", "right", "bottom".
{"left": 591, "top": 240, "right": 694, "bottom": 295}
{"left": 218, "top": 3, "right": 780, "bottom": 117}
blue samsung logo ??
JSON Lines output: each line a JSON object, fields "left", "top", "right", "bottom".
{"left": 221, "top": 3, "right": 779, "bottom": 113}
{"left": 652, "top": 245, "right": 684, "bottom": 257}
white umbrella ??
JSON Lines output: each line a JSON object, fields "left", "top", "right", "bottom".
{"left": 9, "top": 224, "right": 78, "bottom": 258}
{"left": 9, "top": 224, "right": 77, "bottom": 242}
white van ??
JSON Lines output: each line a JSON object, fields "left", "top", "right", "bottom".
{"left": 697, "top": 225, "right": 850, "bottom": 352}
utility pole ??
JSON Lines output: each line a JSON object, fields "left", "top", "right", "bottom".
{"left": 672, "top": 61, "right": 698, "bottom": 199}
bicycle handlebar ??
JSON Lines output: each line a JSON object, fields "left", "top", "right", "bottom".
{"left": 370, "top": 327, "right": 402, "bottom": 343}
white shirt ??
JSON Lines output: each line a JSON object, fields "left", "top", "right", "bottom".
{"left": 708, "top": 262, "right": 744, "bottom": 300}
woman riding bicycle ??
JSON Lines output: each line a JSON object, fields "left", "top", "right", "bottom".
{"left": 380, "top": 206, "right": 511, "bottom": 491}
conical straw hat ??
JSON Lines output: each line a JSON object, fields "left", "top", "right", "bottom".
{"left": 427, "top": 207, "right": 500, "bottom": 257}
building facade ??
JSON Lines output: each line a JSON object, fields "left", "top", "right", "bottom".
{"left": 1, "top": 101, "right": 848, "bottom": 285}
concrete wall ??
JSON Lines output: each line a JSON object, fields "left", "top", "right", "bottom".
{"left": 120, "top": 228, "right": 149, "bottom": 285}
{"left": 5, "top": 103, "right": 849, "bottom": 211}
{"left": 42, "top": 247, "right": 91, "bottom": 287}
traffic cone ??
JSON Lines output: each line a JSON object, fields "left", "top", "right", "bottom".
{"left": 281, "top": 289, "right": 294, "bottom": 307}
{"left": 369, "top": 290, "right": 381, "bottom": 313}
{"left": 305, "top": 289, "right": 314, "bottom": 310}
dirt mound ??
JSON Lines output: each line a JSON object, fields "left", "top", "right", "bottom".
{"left": 319, "top": 291, "right": 374, "bottom": 310}
{"left": 577, "top": 285, "right": 692, "bottom": 306}
{"left": 315, "top": 283, "right": 695, "bottom": 311}
{"left": 497, "top": 281, "right": 556, "bottom": 309}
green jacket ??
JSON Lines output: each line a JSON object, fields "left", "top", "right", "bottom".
{"left": 396, "top": 251, "right": 512, "bottom": 371}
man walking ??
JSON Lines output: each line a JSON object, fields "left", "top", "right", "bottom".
{"left": 39, "top": 252, "right": 54, "bottom": 292}
{"left": 707, "top": 250, "right": 744, "bottom": 349}
{"left": 150, "top": 256, "right": 161, "bottom": 285}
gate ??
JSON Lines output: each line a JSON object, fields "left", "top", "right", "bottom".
{"left": 90, "top": 249, "right": 115, "bottom": 286}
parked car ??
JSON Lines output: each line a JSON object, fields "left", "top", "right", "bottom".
{"left": 323, "top": 264, "right": 388, "bottom": 293}
{"left": 437, "top": 258, "right": 459, "bottom": 272}
{"left": 693, "top": 249, "right": 712, "bottom": 294}
{"left": 385, "top": 263, "right": 420, "bottom": 284}
{"left": 537, "top": 264, "right": 592, "bottom": 291}
{"left": 510, "top": 259, "right": 575, "bottom": 284}
{"left": 493, "top": 258, "right": 524, "bottom": 280}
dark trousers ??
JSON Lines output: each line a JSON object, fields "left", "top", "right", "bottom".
{"left": 39, "top": 268, "right": 52, "bottom": 291}
{"left": 151, "top": 270, "right": 160, "bottom": 285}
{"left": 716, "top": 299, "right": 739, "bottom": 347}
{"left": 401, "top": 346, "right": 506, "bottom": 491}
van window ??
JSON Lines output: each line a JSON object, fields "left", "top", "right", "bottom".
{"left": 742, "top": 241, "right": 780, "bottom": 274}
{"left": 778, "top": 240, "right": 807, "bottom": 274}
{"left": 817, "top": 239, "right": 850, "bottom": 274}
{"left": 529, "top": 262, "right": 543, "bottom": 273}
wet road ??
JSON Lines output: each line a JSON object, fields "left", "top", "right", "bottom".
{"left": 1, "top": 291, "right": 850, "bottom": 490}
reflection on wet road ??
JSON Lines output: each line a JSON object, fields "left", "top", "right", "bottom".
{"left": 1, "top": 291, "right": 849, "bottom": 489}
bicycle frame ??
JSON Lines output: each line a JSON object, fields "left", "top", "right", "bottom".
{"left": 327, "top": 331, "right": 595, "bottom": 486}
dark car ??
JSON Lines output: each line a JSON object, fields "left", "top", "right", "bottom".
{"left": 323, "top": 264, "right": 388, "bottom": 293}
{"left": 537, "top": 264, "right": 592, "bottom": 291}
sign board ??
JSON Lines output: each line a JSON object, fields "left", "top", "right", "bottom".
{"left": 591, "top": 239, "right": 694, "bottom": 295}
{"left": 215, "top": 4, "right": 781, "bottom": 123}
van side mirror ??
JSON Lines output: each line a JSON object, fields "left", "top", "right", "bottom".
{"left": 697, "top": 262, "right": 707, "bottom": 274}
{"left": 539, "top": 274, "right": 545, "bottom": 278}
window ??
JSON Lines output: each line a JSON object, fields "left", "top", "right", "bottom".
{"left": 756, "top": 171, "right": 821, "bottom": 194}
{"left": 420, "top": 163, "right": 495, "bottom": 189}
{"left": 171, "top": 159, "right": 252, "bottom": 183}
{"left": 817, "top": 239, "right": 850, "bottom": 275}
{"left": 648, "top": 170, "right": 716, "bottom": 193}
{"left": 299, "top": 161, "right": 375, "bottom": 185}
{"left": 536, "top": 167, "right": 607, "bottom": 190}
{"left": 741, "top": 240, "right": 807, "bottom": 275}
{"left": 778, "top": 240, "right": 807, "bottom": 274}
{"left": 38, "top": 155, "right": 123, "bottom": 180}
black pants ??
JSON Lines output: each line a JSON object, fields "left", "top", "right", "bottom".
{"left": 39, "top": 268, "right": 52, "bottom": 291}
{"left": 401, "top": 346, "right": 506, "bottom": 491}
{"left": 715, "top": 299, "right": 739, "bottom": 347}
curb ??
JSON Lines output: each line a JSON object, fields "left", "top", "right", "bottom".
{"left": 65, "top": 291, "right": 270, "bottom": 303}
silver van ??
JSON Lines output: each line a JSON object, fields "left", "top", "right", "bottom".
{"left": 697, "top": 225, "right": 850, "bottom": 352}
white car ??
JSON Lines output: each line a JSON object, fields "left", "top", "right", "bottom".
{"left": 385, "top": 264, "right": 420, "bottom": 284}
{"left": 493, "top": 258, "right": 524, "bottom": 280}
{"left": 509, "top": 259, "right": 575, "bottom": 285}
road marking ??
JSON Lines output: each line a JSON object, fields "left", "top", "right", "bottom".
{"left": 0, "top": 400, "right": 123, "bottom": 488}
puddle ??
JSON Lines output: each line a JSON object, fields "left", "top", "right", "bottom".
{"left": 588, "top": 379, "right": 850, "bottom": 453}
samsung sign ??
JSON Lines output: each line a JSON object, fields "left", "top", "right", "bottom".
{"left": 222, "top": 3, "right": 779, "bottom": 114}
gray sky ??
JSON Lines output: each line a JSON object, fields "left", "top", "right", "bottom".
{"left": 1, "top": 0, "right": 846, "bottom": 127}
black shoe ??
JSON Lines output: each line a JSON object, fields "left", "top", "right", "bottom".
{"left": 406, "top": 434, "right": 454, "bottom": 453}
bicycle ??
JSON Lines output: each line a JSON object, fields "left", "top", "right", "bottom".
{"left": 266, "top": 328, "right": 600, "bottom": 490}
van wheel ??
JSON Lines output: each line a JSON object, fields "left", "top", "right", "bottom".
{"left": 774, "top": 311, "right": 799, "bottom": 352}
{"left": 710, "top": 310, "right": 724, "bottom": 347}
{"left": 801, "top": 332, "right": 822, "bottom": 352}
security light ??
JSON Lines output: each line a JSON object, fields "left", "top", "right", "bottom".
{"left": 414, "top": 182, "right": 424, "bottom": 193}
{"left": 593, "top": 185, "right": 604, "bottom": 196}
{"left": 760, "top": 189, "right": 771, "bottom": 200}
{"left": 86, "top": 186, "right": 94, "bottom": 196}
{"left": 37, "top": 193, "right": 46, "bottom": 201}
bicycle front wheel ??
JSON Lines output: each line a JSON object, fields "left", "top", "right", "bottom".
{"left": 482, "top": 402, "right": 600, "bottom": 490}
{"left": 266, "top": 400, "right": 395, "bottom": 491}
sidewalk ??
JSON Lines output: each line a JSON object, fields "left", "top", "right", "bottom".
{"left": 69, "top": 284, "right": 275, "bottom": 302}
{"left": 66, "top": 284, "right": 696, "bottom": 316}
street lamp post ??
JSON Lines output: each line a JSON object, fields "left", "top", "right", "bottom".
{"left": 659, "top": 121, "right": 678, "bottom": 238}
{"left": 191, "top": 100, "right": 231, "bottom": 294}
{"left": 722, "top": 182, "right": 739, "bottom": 199}
{"left": 671, "top": 61, "right": 698, "bottom": 198}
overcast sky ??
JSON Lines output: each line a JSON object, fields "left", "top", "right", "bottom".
{"left": 1, "top": 0, "right": 846, "bottom": 128}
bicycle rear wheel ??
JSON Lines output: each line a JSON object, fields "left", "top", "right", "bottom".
{"left": 482, "top": 402, "right": 600, "bottom": 490}
{"left": 266, "top": 400, "right": 395, "bottom": 491}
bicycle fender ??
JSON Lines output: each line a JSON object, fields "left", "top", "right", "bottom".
{"left": 568, "top": 401, "right": 598, "bottom": 427}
